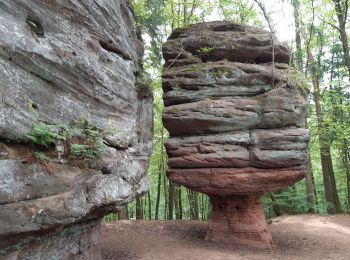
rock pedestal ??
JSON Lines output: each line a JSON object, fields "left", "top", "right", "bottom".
{"left": 162, "top": 21, "right": 309, "bottom": 248}
{"left": 0, "top": 0, "right": 152, "bottom": 258}
{"left": 207, "top": 195, "right": 271, "bottom": 248}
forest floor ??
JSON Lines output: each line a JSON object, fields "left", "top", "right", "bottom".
{"left": 101, "top": 214, "right": 350, "bottom": 260}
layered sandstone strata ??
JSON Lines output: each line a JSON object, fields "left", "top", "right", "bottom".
{"left": 0, "top": 1, "right": 152, "bottom": 258}
{"left": 162, "top": 21, "right": 309, "bottom": 248}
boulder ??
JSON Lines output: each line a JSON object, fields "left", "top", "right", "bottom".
{"left": 162, "top": 21, "right": 309, "bottom": 248}
{"left": 0, "top": 0, "right": 152, "bottom": 258}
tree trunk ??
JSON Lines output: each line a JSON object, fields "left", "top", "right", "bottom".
{"left": 297, "top": 0, "right": 340, "bottom": 214}
{"left": 326, "top": 147, "right": 342, "bottom": 212}
{"left": 311, "top": 164, "right": 318, "bottom": 208}
{"left": 346, "top": 150, "right": 350, "bottom": 213}
{"left": 332, "top": 0, "right": 350, "bottom": 77}
{"left": 155, "top": 126, "right": 166, "bottom": 220}
{"left": 332, "top": 1, "right": 350, "bottom": 212}
{"left": 187, "top": 189, "right": 199, "bottom": 220}
{"left": 178, "top": 186, "right": 183, "bottom": 219}
{"left": 136, "top": 197, "right": 143, "bottom": 220}
{"left": 174, "top": 185, "right": 181, "bottom": 219}
{"left": 201, "top": 194, "right": 205, "bottom": 220}
{"left": 168, "top": 180, "right": 175, "bottom": 220}
{"left": 292, "top": 0, "right": 303, "bottom": 71}
{"left": 143, "top": 196, "right": 147, "bottom": 219}
{"left": 269, "top": 192, "right": 282, "bottom": 217}
{"left": 148, "top": 191, "right": 152, "bottom": 220}
{"left": 193, "top": 192, "right": 199, "bottom": 220}
{"left": 118, "top": 204, "right": 129, "bottom": 220}
{"left": 313, "top": 71, "right": 336, "bottom": 214}
{"left": 183, "top": 0, "right": 188, "bottom": 26}
{"left": 163, "top": 170, "right": 168, "bottom": 219}
{"left": 342, "top": 146, "right": 350, "bottom": 213}
{"left": 292, "top": 0, "right": 316, "bottom": 213}
{"left": 155, "top": 165, "right": 162, "bottom": 220}
{"left": 305, "top": 153, "right": 316, "bottom": 213}
{"left": 207, "top": 195, "right": 211, "bottom": 220}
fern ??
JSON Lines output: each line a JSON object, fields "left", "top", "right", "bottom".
{"left": 33, "top": 151, "right": 50, "bottom": 161}
{"left": 69, "top": 142, "right": 105, "bottom": 159}
{"left": 27, "top": 119, "right": 112, "bottom": 160}
{"left": 26, "top": 124, "right": 58, "bottom": 147}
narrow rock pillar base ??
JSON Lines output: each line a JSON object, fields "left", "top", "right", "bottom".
{"left": 206, "top": 195, "right": 272, "bottom": 248}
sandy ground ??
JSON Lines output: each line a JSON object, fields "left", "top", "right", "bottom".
{"left": 101, "top": 215, "right": 350, "bottom": 260}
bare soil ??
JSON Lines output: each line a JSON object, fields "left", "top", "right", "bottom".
{"left": 101, "top": 215, "right": 350, "bottom": 260}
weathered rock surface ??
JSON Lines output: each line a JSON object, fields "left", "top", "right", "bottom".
{"left": 163, "top": 22, "right": 290, "bottom": 68}
{"left": 207, "top": 195, "right": 272, "bottom": 248}
{"left": 166, "top": 129, "right": 309, "bottom": 169}
{"left": 0, "top": 0, "right": 152, "bottom": 258}
{"left": 162, "top": 21, "right": 309, "bottom": 248}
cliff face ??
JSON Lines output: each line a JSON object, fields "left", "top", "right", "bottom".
{"left": 0, "top": 0, "right": 152, "bottom": 258}
{"left": 162, "top": 21, "right": 309, "bottom": 248}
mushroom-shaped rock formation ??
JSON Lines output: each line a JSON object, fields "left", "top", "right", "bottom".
{"left": 0, "top": 0, "right": 152, "bottom": 258}
{"left": 162, "top": 21, "right": 309, "bottom": 248}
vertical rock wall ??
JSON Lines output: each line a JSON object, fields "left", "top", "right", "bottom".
{"left": 162, "top": 21, "right": 309, "bottom": 248}
{"left": 0, "top": 0, "right": 152, "bottom": 258}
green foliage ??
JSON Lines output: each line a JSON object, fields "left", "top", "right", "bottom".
{"left": 67, "top": 118, "right": 107, "bottom": 159}
{"left": 103, "top": 213, "right": 118, "bottom": 222}
{"left": 70, "top": 118, "right": 102, "bottom": 141}
{"left": 136, "top": 71, "right": 153, "bottom": 87}
{"left": 197, "top": 46, "right": 215, "bottom": 54}
{"left": 209, "top": 67, "right": 232, "bottom": 78}
{"left": 68, "top": 142, "right": 105, "bottom": 159}
{"left": 132, "top": 0, "right": 168, "bottom": 67}
{"left": 26, "top": 123, "right": 65, "bottom": 147}
{"left": 27, "top": 118, "right": 110, "bottom": 160}
{"left": 33, "top": 151, "right": 50, "bottom": 161}
{"left": 218, "top": 0, "right": 262, "bottom": 25}
{"left": 287, "top": 69, "right": 311, "bottom": 95}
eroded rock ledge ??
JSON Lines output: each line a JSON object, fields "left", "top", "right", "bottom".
{"left": 0, "top": 0, "right": 152, "bottom": 258}
{"left": 162, "top": 21, "right": 309, "bottom": 248}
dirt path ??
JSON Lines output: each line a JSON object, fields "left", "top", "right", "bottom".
{"left": 101, "top": 215, "right": 350, "bottom": 260}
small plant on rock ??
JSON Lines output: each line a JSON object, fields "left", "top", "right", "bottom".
{"left": 27, "top": 118, "right": 112, "bottom": 161}
{"left": 26, "top": 123, "right": 66, "bottom": 147}
{"left": 66, "top": 118, "right": 107, "bottom": 159}
{"left": 197, "top": 46, "right": 215, "bottom": 54}
{"left": 33, "top": 151, "right": 51, "bottom": 161}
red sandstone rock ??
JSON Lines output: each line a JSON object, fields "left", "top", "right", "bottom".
{"left": 167, "top": 166, "right": 306, "bottom": 196}
{"left": 162, "top": 21, "right": 310, "bottom": 248}
{"left": 207, "top": 195, "right": 272, "bottom": 248}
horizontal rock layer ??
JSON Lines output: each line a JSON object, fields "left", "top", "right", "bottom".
{"left": 163, "top": 21, "right": 309, "bottom": 195}
{"left": 167, "top": 166, "right": 306, "bottom": 196}
{"left": 163, "top": 62, "right": 307, "bottom": 106}
{"left": 166, "top": 128, "right": 309, "bottom": 169}
{"left": 163, "top": 21, "right": 290, "bottom": 68}
{"left": 163, "top": 62, "right": 308, "bottom": 136}
{"left": 0, "top": 0, "right": 152, "bottom": 258}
